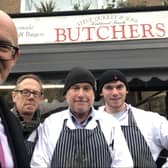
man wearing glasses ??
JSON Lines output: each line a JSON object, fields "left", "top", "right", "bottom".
{"left": 0, "top": 10, "right": 29, "bottom": 167}
{"left": 11, "top": 74, "right": 44, "bottom": 161}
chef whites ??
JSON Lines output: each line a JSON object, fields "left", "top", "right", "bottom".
{"left": 121, "top": 108, "right": 157, "bottom": 167}
{"left": 31, "top": 109, "right": 133, "bottom": 167}
{"left": 31, "top": 67, "right": 133, "bottom": 167}
{"left": 97, "top": 69, "right": 168, "bottom": 167}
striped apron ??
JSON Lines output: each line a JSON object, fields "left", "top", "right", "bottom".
{"left": 51, "top": 119, "right": 112, "bottom": 168}
{"left": 121, "top": 109, "right": 157, "bottom": 168}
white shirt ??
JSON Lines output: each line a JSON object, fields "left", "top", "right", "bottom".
{"left": 99, "top": 104, "right": 168, "bottom": 161}
{"left": 0, "top": 118, "right": 14, "bottom": 168}
{"left": 31, "top": 108, "right": 133, "bottom": 168}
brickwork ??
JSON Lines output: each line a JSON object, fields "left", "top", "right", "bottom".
{"left": 0, "top": 0, "right": 20, "bottom": 14}
{"left": 128, "top": 0, "right": 162, "bottom": 6}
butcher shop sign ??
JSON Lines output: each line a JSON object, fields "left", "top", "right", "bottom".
{"left": 13, "top": 10, "right": 168, "bottom": 44}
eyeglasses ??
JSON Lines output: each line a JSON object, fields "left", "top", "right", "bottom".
{"left": 0, "top": 42, "right": 19, "bottom": 60}
{"left": 14, "top": 89, "right": 43, "bottom": 98}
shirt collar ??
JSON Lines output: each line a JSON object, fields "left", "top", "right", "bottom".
{"left": 69, "top": 107, "right": 94, "bottom": 128}
{"left": 112, "top": 103, "right": 128, "bottom": 115}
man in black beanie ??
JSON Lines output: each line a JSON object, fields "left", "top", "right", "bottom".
{"left": 63, "top": 66, "right": 96, "bottom": 96}
{"left": 98, "top": 69, "right": 168, "bottom": 168}
{"left": 31, "top": 66, "right": 133, "bottom": 167}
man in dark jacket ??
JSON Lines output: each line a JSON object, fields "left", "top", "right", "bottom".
{"left": 0, "top": 10, "right": 29, "bottom": 167}
{"left": 11, "top": 74, "right": 44, "bottom": 161}
{"left": 11, "top": 74, "right": 43, "bottom": 139}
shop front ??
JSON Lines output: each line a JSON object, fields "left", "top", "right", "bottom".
{"left": 2, "top": 6, "right": 168, "bottom": 116}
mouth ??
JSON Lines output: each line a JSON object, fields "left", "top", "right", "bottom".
{"left": 25, "top": 101, "right": 36, "bottom": 105}
{"left": 110, "top": 97, "right": 119, "bottom": 100}
{"left": 75, "top": 100, "right": 88, "bottom": 104}
{"left": 22, "top": 112, "right": 33, "bottom": 116}
{"left": 24, "top": 104, "right": 36, "bottom": 110}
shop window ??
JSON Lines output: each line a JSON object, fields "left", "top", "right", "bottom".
{"left": 20, "top": 0, "right": 71, "bottom": 12}
{"left": 133, "top": 91, "right": 167, "bottom": 117}
{"left": 2, "top": 84, "right": 168, "bottom": 119}
{"left": 1, "top": 84, "right": 66, "bottom": 114}
{"left": 20, "top": 0, "right": 100, "bottom": 13}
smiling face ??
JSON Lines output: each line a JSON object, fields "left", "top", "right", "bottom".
{"left": 101, "top": 80, "right": 128, "bottom": 113}
{"left": 0, "top": 10, "right": 19, "bottom": 84}
{"left": 65, "top": 82, "right": 95, "bottom": 122}
{"left": 12, "top": 78, "right": 43, "bottom": 122}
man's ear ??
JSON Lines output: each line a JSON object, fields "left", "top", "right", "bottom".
{"left": 11, "top": 91, "right": 16, "bottom": 102}
{"left": 40, "top": 94, "right": 44, "bottom": 101}
{"left": 11, "top": 51, "right": 19, "bottom": 68}
{"left": 14, "top": 50, "right": 20, "bottom": 61}
{"left": 15, "top": 50, "right": 20, "bottom": 59}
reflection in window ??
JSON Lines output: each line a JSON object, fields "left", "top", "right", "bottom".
{"left": 106, "top": 0, "right": 116, "bottom": 8}
{"left": 71, "top": 0, "right": 98, "bottom": 10}
{"left": 21, "top": 0, "right": 105, "bottom": 12}
{"left": 21, "top": 0, "right": 43, "bottom": 12}
{"left": 20, "top": 0, "right": 166, "bottom": 12}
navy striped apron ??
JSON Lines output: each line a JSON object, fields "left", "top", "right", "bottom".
{"left": 51, "top": 119, "right": 112, "bottom": 168}
{"left": 121, "top": 109, "right": 157, "bottom": 168}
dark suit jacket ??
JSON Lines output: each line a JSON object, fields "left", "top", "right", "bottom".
{"left": 0, "top": 97, "right": 29, "bottom": 168}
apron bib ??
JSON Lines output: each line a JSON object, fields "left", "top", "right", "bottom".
{"left": 51, "top": 119, "right": 112, "bottom": 168}
{"left": 121, "top": 109, "right": 157, "bottom": 168}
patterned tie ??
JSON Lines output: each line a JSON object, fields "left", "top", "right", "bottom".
{"left": 0, "top": 141, "right": 5, "bottom": 168}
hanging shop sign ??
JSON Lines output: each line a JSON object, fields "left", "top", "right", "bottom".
{"left": 13, "top": 10, "right": 168, "bottom": 44}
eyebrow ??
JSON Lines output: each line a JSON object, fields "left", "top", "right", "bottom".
{"left": 0, "top": 40, "right": 12, "bottom": 45}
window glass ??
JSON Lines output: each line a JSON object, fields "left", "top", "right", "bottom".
{"left": 20, "top": 0, "right": 101, "bottom": 13}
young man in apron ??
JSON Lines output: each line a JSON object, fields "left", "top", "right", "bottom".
{"left": 97, "top": 69, "right": 168, "bottom": 167}
{"left": 31, "top": 66, "right": 133, "bottom": 167}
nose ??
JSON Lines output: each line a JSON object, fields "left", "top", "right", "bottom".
{"left": 28, "top": 93, "right": 35, "bottom": 98}
{"left": 111, "top": 88, "right": 118, "bottom": 95}
{"left": 77, "top": 88, "right": 85, "bottom": 96}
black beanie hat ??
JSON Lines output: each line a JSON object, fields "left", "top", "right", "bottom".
{"left": 63, "top": 67, "right": 96, "bottom": 96}
{"left": 98, "top": 69, "right": 128, "bottom": 94}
